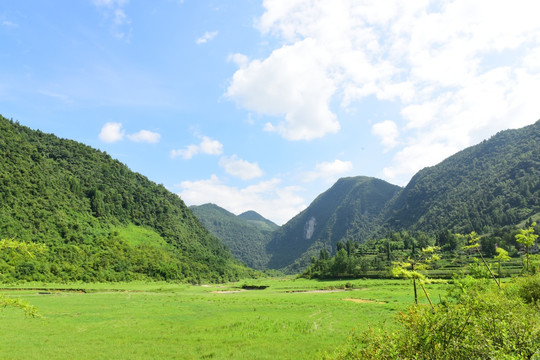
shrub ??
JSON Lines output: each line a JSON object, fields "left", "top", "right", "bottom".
{"left": 328, "top": 278, "right": 540, "bottom": 359}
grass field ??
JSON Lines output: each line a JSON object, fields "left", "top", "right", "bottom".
{"left": 0, "top": 278, "right": 449, "bottom": 359}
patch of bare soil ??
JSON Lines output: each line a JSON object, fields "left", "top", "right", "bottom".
{"left": 343, "top": 298, "right": 386, "bottom": 304}
{"left": 211, "top": 290, "right": 246, "bottom": 294}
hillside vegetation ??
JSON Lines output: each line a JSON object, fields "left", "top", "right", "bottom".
{"left": 383, "top": 120, "right": 540, "bottom": 234}
{"left": 266, "top": 120, "right": 539, "bottom": 272}
{"left": 190, "top": 204, "right": 276, "bottom": 269}
{"left": 266, "top": 177, "right": 401, "bottom": 273}
{"left": 0, "top": 115, "right": 254, "bottom": 282}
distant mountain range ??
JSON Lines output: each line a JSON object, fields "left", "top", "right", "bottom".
{"left": 193, "top": 120, "right": 539, "bottom": 273}
{"left": 2, "top": 113, "right": 538, "bottom": 278}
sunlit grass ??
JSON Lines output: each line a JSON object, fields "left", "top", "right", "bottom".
{"left": 0, "top": 278, "right": 448, "bottom": 359}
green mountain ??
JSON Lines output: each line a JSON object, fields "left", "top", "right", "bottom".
{"left": 238, "top": 210, "right": 279, "bottom": 232}
{"left": 265, "top": 177, "right": 401, "bottom": 273}
{"left": 0, "top": 115, "right": 254, "bottom": 282}
{"left": 190, "top": 204, "right": 275, "bottom": 269}
{"left": 382, "top": 120, "right": 540, "bottom": 234}
{"left": 266, "top": 120, "right": 539, "bottom": 272}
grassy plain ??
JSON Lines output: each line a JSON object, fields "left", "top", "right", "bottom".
{"left": 0, "top": 278, "right": 448, "bottom": 359}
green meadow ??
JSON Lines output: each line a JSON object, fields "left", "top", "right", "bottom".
{"left": 0, "top": 278, "right": 448, "bottom": 359}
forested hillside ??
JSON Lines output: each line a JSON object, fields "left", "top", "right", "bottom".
{"left": 0, "top": 115, "right": 255, "bottom": 282}
{"left": 237, "top": 210, "right": 279, "bottom": 232}
{"left": 266, "top": 121, "right": 539, "bottom": 272}
{"left": 266, "top": 177, "right": 401, "bottom": 273}
{"left": 383, "top": 120, "right": 540, "bottom": 234}
{"left": 190, "top": 204, "right": 276, "bottom": 269}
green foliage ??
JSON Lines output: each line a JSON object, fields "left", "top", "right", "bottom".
{"left": 510, "top": 274, "right": 540, "bottom": 305}
{"left": 392, "top": 246, "right": 440, "bottom": 307}
{"left": 330, "top": 276, "right": 540, "bottom": 359}
{"left": 0, "top": 294, "right": 39, "bottom": 317}
{"left": 190, "top": 204, "right": 275, "bottom": 269}
{"left": 268, "top": 121, "right": 539, "bottom": 272}
{"left": 385, "top": 120, "right": 540, "bottom": 235}
{"left": 516, "top": 222, "right": 538, "bottom": 272}
{"left": 0, "top": 238, "right": 44, "bottom": 316}
{"left": 0, "top": 115, "right": 256, "bottom": 282}
{"left": 267, "top": 176, "right": 401, "bottom": 272}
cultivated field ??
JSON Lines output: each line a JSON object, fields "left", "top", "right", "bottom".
{"left": 0, "top": 278, "right": 448, "bottom": 359}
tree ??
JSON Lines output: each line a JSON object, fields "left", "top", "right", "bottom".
{"left": 0, "top": 238, "right": 47, "bottom": 317}
{"left": 515, "top": 222, "right": 538, "bottom": 273}
{"left": 494, "top": 247, "right": 510, "bottom": 281}
{"left": 392, "top": 246, "right": 440, "bottom": 309}
{"left": 461, "top": 232, "right": 501, "bottom": 289}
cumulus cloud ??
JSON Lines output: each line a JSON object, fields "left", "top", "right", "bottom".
{"left": 227, "top": 38, "right": 339, "bottom": 140}
{"left": 127, "top": 129, "right": 161, "bottom": 143}
{"left": 99, "top": 122, "right": 161, "bottom": 144}
{"left": 228, "top": 0, "right": 540, "bottom": 182}
{"left": 371, "top": 120, "right": 399, "bottom": 151}
{"left": 170, "top": 136, "right": 223, "bottom": 159}
{"left": 178, "top": 175, "right": 306, "bottom": 225}
{"left": 304, "top": 159, "right": 354, "bottom": 183}
{"left": 99, "top": 122, "right": 125, "bottom": 143}
{"left": 219, "top": 155, "right": 263, "bottom": 180}
{"left": 196, "top": 31, "right": 218, "bottom": 44}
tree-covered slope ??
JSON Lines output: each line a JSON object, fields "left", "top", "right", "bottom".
{"left": 190, "top": 204, "right": 275, "bottom": 269}
{"left": 266, "top": 177, "right": 401, "bottom": 272}
{"left": 0, "top": 115, "right": 254, "bottom": 282}
{"left": 383, "top": 120, "right": 540, "bottom": 234}
{"left": 238, "top": 210, "right": 279, "bottom": 232}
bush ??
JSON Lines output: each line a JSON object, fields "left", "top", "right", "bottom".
{"left": 510, "top": 274, "right": 540, "bottom": 305}
{"left": 328, "top": 277, "right": 540, "bottom": 359}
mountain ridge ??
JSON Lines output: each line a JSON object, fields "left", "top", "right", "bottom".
{"left": 263, "top": 120, "right": 539, "bottom": 272}
{"left": 190, "top": 203, "right": 275, "bottom": 269}
{"left": 0, "top": 115, "right": 254, "bottom": 282}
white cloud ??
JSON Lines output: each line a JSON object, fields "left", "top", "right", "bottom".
{"left": 226, "top": 38, "right": 339, "bottom": 140}
{"left": 92, "top": 0, "right": 131, "bottom": 40}
{"left": 99, "top": 122, "right": 161, "bottom": 144}
{"left": 196, "top": 31, "right": 218, "bottom": 44}
{"left": 371, "top": 120, "right": 399, "bottom": 151}
{"left": 127, "top": 129, "right": 161, "bottom": 143}
{"left": 228, "top": 53, "right": 249, "bottom": 68}
{"left": 99, "top": 122, "right": 124, "bottom": 143}
{"left": 219, "top": 155, "right": 263, "bottom": 180}
{"left": 229, "top": 0, "right": 540, "bottom": 182}
{"left": 170, "top": 136, "right": 223, "bottom": 159}
{"left": 304, "top": 159, "right": 353, "bottom": 183}
{"left": 178, "top": 175, "right": 306, "bottom": 225}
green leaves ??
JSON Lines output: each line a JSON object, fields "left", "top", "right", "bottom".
{"left": 515, "top": 222, "right": 538, "bottom": 272}
{"left": 515, "top": 222, "right": 538, "bottom": 247}
{"left": 0, "top": 115, "right": 253, "bottom": 283}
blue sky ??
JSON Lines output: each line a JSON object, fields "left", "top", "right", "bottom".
{"left": 2, "top": 0, "right": 540, "bottom": 225}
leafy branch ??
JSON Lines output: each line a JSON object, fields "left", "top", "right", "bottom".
{"left": 392, "top": 246, "right": 440, "bottom": 310}
{"left": 461, "top": 232, "right": 501, "bottom": 289}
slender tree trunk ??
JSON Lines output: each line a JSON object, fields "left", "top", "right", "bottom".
{"left": 411, "top": 262, "right": 418, "bottom": 304}
{"left": 477, "top": 248, "right": 501, "bottom": 289}
{"left": 419, "top": 281, "right": 435, "bottom": 311}
{"left": 413, "top": 278, "right": 418, "bottom": 305}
